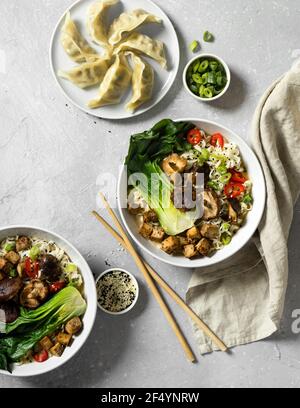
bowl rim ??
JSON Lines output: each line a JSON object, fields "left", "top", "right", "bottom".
{"left": 0, "top": 224, "right": 98, "bottom": 377}
{"left": 182, "top": 53, "right": 231, "bottom": 102}
{"left": 95, "top": 268, "right": 139, "bottom": 316}
{"left": 118, "top": 118, "right": 266, "bottom": 269}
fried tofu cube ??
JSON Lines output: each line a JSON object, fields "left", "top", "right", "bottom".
{"left": 196, "top": 238, "right": 212, "bottom": 256}
{"left": 0, "top": 257, "right": 7, "bottom": 270}
{"left": 39, "top": 336, "right": 53, "bottom": 351}
{"left": 161, "top": 236, "right": 180, "bottom": 255}
{"left": 5, "top": 251, "right": 20, "bottom": 265}
{"left": 200, "top": 224, "right": 219, "bottom": 240}
{"left": 186, "top": 226, "right": 201, "bottom": 242}
{"left": 50, "top": 342, "right": 65, "bottom": 357}
{"left": 183, "top": 244, "right": 198, "bottom": 259}
{"left": 139, "top": 223, "right": 153, "bottom": 239}
{"left": 143, "top": 210, "right": 158, "bottom": 223}
{"left": 150, "top": 226, "right": 165, "bottom": 242}
{"left": 65, "top": 317, "right": 82, "bottom": 335}
{"left": 56, "top": 332, "right": 72, "bottom": 346}
{"left": 178, "top": 236, "right": 189, "bottom": 247}
{"left": 16, "top": 236, "right": 31, "bottom": 252}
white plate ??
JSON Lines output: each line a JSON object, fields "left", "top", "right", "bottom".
{"left": 0, "top": 225, "right": 97, "bottom": 377}
{"left": 50, "top": 0, "right": 180, "bottom": 120}
{"left": 118, "top": 119, "right": 266, "bottom": 269}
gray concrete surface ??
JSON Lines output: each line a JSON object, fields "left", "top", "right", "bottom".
{"left": 0, "top": 0, "right": 300, "bottom": 388}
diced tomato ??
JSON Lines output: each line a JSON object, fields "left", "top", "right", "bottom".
{"left": 211, "top": 133, "right": 225, "bottom": 149}
{"left": 224, "top": 182, "right": 245, "bottom": 198}
{"left": 49, "top": 281, "right": 66, "bottom": 294}
{"left": 230, "top": 170, "right": 247, "bottom": 183}
{"left": 187, "top": 128, "right": 202, "bottom": 145}
{"left": 24, "top": 257, "right": 39, "bottom": 279}
{"left": 33, "top": 350, "right": 48, "bottom": 363}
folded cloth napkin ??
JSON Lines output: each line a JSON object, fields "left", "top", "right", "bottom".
{"left": 186, "top": 61, "right": 300, "bottom": 354}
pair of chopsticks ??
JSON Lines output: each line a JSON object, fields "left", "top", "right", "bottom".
{"left": 93, "top": 193, "right": 227, "bottom": 362}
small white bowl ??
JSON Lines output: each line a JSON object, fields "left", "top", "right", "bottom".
{"left": 96, "top": 268, "right": 139, "bottom": 316}
{"left": 183, "top": 53, "right": 231, "bottom": 102}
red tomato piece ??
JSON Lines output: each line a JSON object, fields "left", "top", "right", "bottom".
{"left": 211, "top": 133, "right": 225, "bottom": 148}
{"left": 224, "top": 182, "right": 245, "bottom": 198}
{"left": 24, "top": 257, "right": 38, "bottom": 279}
{"left": 33, "top": 350, "right": 48, "bottom": 363}
{"left": 187, "top": 128, "right": 202, "bottom": 145}
{"left": 49, "top": 281, "right": 66, "bottom": 294}
{"left": 230, "top": 170, "right": 247, "bottom": 184}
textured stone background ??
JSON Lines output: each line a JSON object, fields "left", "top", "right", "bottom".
{"left": 0, "top": 0, "right": 300, "bottom": 388}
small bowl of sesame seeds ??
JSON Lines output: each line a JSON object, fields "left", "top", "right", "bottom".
{"left": 96, "top": 268, "right": 139, "bottom": 315}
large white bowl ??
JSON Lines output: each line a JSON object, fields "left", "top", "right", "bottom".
{"left": 118, "top": 118, "right": 266, "bottom": 269}
{"left": 0, "top": 226, "right": 97, "bottom": 377}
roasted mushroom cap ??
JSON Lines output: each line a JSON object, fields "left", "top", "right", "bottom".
{"left": 0, "top": 301, "right": 20, "bottom": 323}
{"left": 39, "top": 255, "right": 61, "bottom": 282}
{"left": 202, "top": 190, "right": 220, "bottom": 220}
{"left": 20, "top": 279, "right": 49, "bottom": 309}
{"left": 0, "top": 277, "right": 23, "bottom": 303}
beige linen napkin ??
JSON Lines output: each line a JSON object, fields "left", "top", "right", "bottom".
{"left": 186, "top": 62, "right": 300, "bottom": 354}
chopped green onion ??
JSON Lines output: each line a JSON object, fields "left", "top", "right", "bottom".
{"left": 207, "top": 180, "right": 219, "bottom": 191}
{"left": 192, "top": 73, "right": 203, "bottom": 84}
{"left": 201, "top": 148, "right": 210, "bottom": 161}
{"left": 199, "top": 84, "right": 206, "bottom": 97}
{"left": 29, "top": 245, "right": 40, "bottom": 261}
{"left": 204, "top": 88, "right": 213, "bottom": 98}
{"left": 9, "top": 269, "right": 17, "bottom": 278}
{"left": 199, "top": 60, "right": 209, "bottom": 73}
{"left": 217, "top": 165, "right": 228, "bottom": 175}
{"left": 221, "top": 233, "right": 232, "bottom": 246}
{"left": 65, "top": 263, "right": 77, "bottom": 273}
{"left": 193, "top": 61, "right": 200, "bottom": 73}
{"left": 220, "top": 173, "right": 232, "bottom": 184}
{"left": 243, "top": 194, "right": 253, "bottom": 204}
{"left": 210, "top": 61, "right": 218, "bottom": 71}
{"left": 221, "top": 223, "right": 230, "bottom": 232}
{"left": 203, "top": 31, "right": 214, "bottom": 42}
{"left": 189, "top": 40, "right": 199, "bottom": 53}
{"left": 4, "top": 243, "right": 15, "bottom": 252}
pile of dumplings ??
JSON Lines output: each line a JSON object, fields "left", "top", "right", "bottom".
{"left": 58, "top": 0, "right": 168, "bottom": 113}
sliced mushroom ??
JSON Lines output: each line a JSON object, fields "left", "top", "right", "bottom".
{"left": 228, "top": 203, "right": 238, "bottom": 224}
{"left": 0, "top": 277, "right": 23, "bottom": 303}
{"left": 39, "top": 255, "right": 61, "bottom": 282}
{"left": 16, "top": 236, "right": 31, "bottom": 252}
{"left": 202, "top": 190, "right": 220, "bottom": 220}
{"left": 20, "top": 279, "right": 49, "bottom": 309}
{"left": 162, "top": 154, "right": 187, "bottom": 176}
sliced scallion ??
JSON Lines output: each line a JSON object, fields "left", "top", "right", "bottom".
{"left": 189, "top": 40, "right": 199, "bottom": 53}
{"left": 203, "top": 31, "right": 214, "bottom": 42}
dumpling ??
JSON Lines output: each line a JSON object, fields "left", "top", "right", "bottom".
{"left": 86, "top": 0, "right": 119, "bottom": 55}
{"left": 113, "top": 32, "right": 167, "bottom": 69}
{"left": 88, "top": 53, "right": 132, "bottom": 108}
{"left": 61, "top": 11, "right": 98, "bottom": 63}
{"left": 108, "top": 9, "right": 162, "bottom": 46}
{"left": 58, "top": 59, "right": 109, "bottom": 89}
{"left": 126, "top": 53, "right": 154, "bottom": 112}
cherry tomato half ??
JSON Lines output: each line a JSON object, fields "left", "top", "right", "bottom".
{"left": 230, "top": 170, "right": 247, "bottom": 184}
{"left": 224, "top": 182, "right": 245, "bottom": 198}
{"left": 187, "top": 128, "right": 202, "bottom": 145}
{"left": 49, "top": 281, "right": 66, "bottom": 294}
{"left": 24, "top": 257, "right": 39, "bottom": 279}
{"left": 33, "top": 350, "right": 49, "bottom": 363}
{"left": 211, "top": 133, "right": 225, "bottom": 149}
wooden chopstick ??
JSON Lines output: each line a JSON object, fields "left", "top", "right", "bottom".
{"left": 97, "top": 194, "right": 196, "bottom": 363}
{"left": 92, "top": 209, "right": 227, "bottom": 353}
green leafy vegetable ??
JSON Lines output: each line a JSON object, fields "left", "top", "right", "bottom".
{"left": 243, "top": 194, "right": 253, "bottom": 204}
{"left": 125, "top": 119, "right": 200, "bottom": 236}
{"left": 189, "top": 40, "right": 199, "bottom": 52}
{"left": 203, "top": 31, "right": 214, "bottom": 42}
{"left": 0, "top": 286, "right": 86, "bottom": 372}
